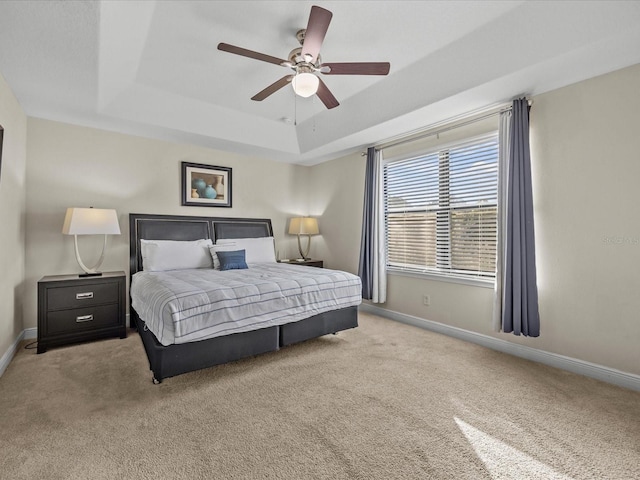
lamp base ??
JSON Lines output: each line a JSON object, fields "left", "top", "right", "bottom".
{"left": 73, "top": 234, "right": 108, "bottom": 278}
{"left": 297, "top": 234, "right": 312, "bottom": 260}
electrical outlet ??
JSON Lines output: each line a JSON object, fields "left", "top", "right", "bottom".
{"left": 423, "top": 294, "right": 431, "bottom": 306}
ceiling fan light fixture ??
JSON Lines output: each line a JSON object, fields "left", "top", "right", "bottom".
{"left": 292, "top": 72, "right": 319, "bottom": 97}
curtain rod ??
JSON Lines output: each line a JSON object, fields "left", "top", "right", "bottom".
{"left": 362, "top": 99, "right": 531, "bottom": 155}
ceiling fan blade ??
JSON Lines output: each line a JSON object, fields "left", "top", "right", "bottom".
{"left": 251, "top": 75, "right": 294, "bottom": 101}
{"left": 321, "top": 62, "right": 391, "bottom": 75}
{"left": 301, "top": 6, "right": 332, "bottom": 63}
{"left": 218, "top": 43, "right": 288, "bottom": 66}
{"left": 316, "top": 78, "right": 339, "bottom": 109}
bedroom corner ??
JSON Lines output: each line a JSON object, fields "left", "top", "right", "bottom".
{"left": 0, "top": 71, "right": 27, "bottom": 374}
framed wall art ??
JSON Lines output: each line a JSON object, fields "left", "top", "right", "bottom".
{"left": 181, "top": 162, "right": 232, "bottom": 208}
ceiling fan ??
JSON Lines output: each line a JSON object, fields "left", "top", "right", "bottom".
{"left": 217, "top": 5, "right": 390, "bottom": 109}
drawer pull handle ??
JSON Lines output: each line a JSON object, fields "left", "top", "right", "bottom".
{"left": 76, "top": 314, "right": 94, "bottom": 323}
{"left": 76, "top": 292, "right": 94, "bottom": 300}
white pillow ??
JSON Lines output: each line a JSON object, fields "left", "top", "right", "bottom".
{"left": 140, "top": 239, "right": 213, "bottom": 272}
{"left": 215, "top": 237, "right": 276, "bottom": 264}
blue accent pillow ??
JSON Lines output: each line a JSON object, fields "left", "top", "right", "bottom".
{"left": 216, "top": 249, "right": 248, "bottom": 271}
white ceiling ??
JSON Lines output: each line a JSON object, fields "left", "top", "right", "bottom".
{"left": 1, "top": 0, "right": 639, "bottom": 165}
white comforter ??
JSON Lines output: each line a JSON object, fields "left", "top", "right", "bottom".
{"left": 131, "top": 263, "right": 362, "bottom": 346}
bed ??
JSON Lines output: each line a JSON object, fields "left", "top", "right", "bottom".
{"left": 129, "top": 213, "right": 360, "bottom": 383}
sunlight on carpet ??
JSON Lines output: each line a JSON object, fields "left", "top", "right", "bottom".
{"left": 455, "top": 417, "right": 575, "bottom": 480}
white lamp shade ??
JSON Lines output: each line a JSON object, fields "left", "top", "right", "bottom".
{"left": 289, "top": 217, "right": 320, "bottom": 235}
{"left": 62, "top": 208, "right": 121, "bottom": 235}
{"left": 291, "top": 73, "right": 319, "bottom": 98}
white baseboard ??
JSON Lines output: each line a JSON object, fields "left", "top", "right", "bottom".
{"left": 359, "top": 303, "right": 640, "bottom": 392}
{"left": 0, "top": 328, "right": 37, "bottom": 378}
{"left": 24, "top": 327, "right": 37, "bottom": 340}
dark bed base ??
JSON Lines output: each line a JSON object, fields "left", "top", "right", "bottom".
{"left": 134, "top": 306, "right": 358, "bottom": 383}
{"left": 280, "top": 306, "right": 358, "bottom": 346}
{"left": 129, "top": 213, "right": 359, "bottom": 384}
{"left": 135, "top": 317, "right": 280, "bottom": 383}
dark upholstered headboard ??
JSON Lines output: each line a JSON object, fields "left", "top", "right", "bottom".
{"left": 128, "top": 213, "right": 273, "bottom": 277}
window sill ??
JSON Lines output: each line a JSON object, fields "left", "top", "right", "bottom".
{"left": 387, "top": 267, "right": 495, "bottom": 289}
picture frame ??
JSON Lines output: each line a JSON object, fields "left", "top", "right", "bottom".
{"left": 181, "top": 161, "right": 232, "bottom": 208}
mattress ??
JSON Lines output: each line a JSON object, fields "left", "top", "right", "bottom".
{"left": 130, "top": 263, "right": 362, "bottom": 346}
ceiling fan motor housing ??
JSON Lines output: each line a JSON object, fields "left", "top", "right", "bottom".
{"left": 288, "top": 47, "right": 322, "bottom": 70}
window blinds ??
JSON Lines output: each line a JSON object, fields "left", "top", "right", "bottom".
{"left": 384, "top": 134, "right": 498, "bottom": 280}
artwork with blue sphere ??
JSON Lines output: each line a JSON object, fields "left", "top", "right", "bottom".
{"left": 203, "top": 185, "right": 217, "bottom": 199}
{"left": 182, "top": 162, "right": 232, "bottom": 207}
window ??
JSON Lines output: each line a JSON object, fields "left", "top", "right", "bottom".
{"left": 384, "top": 133, "right": 498, "bottom": 282}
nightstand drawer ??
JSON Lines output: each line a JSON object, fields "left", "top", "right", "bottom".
{"left": 46, "top": 282, "right": 119, "bottom": 310}
{"left": 46, "top": 304, "right": 120, "bottom": 335}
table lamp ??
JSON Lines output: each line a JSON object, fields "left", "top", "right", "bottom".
{"left": 62, "top": 207, "right": 121, "bottom": 276}
{"left": 288, "top": 217, "right": 319, "bottom": 260}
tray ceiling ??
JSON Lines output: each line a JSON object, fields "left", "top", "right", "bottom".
{"left": 0, "top": 1, "right": 639, "bottom": 165}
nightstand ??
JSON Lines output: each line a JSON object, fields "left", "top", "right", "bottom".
{"left": 279, "top": 259, "right": 324, "bottom": 268}
{"left": 37, "top": 271, "right": 126, "bottom": 354}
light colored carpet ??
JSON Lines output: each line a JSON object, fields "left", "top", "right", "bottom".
{"left": 0, "top": 312, "right": 638, "bottom": 480}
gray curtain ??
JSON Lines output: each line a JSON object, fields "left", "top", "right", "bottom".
{"left": 358, "top": 147, "right": 386, "bottom": 302}
{"left": 502, "top": 98, "right": 540, "bottom": 336}
{"left": 358, "top": 147, "right": 376, "bottom": 300}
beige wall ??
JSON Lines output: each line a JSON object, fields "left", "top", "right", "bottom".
{"left": 23, "top": 119, "right": 309, "bottom": 328}
{"left": 0, "top": 73, "right": 27, "bottom": 356}
{"left": 529, "top": 64, "right": 640, "bottom": 374}
{"left": 311, "top": 63, "right": 640, "bottom": 376}
{"left": 308, "top": 150, "right": 366, "bottom": 273}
